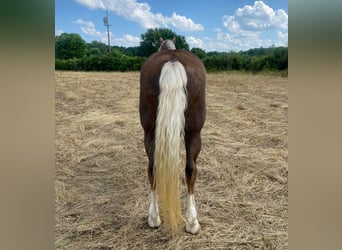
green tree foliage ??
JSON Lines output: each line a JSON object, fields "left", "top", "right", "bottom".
{"left": 87, "top": 41, "right": 109, "bottom": 56}
{"left": 191, "top": 48, "right": 206, "bottom": 59}
{"left": 202, "top": 47, "right": 288, "bottom": 74}
{"left": 55, "top": 32, "right": 287, "bottom": 74}
{"left": 57, "top": 48, "right": 144, "bottom": 72}
{"left": 55, "top": 33, "right": 87, "bottom": 59}
{"left": 139, "top": 28, "right": 189, "bottom": 57}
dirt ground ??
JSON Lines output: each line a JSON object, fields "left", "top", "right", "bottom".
{"left": 55, "top": 71, "right": 288, "bottom": 249}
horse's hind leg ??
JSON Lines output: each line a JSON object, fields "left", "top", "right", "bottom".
{"left": 144, "top": 129, "right": 161, "bottom": 228}
{"left": 184, "top": 130, "right": 202, "bottom": 234}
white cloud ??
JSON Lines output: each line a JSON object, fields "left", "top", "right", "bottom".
{"left": 202, "top": 1, "right": 288, "bottom": 52}
{"left": 55, "top": 29, "right": 64, "bottom": 36}
{"left": 112, "top": 34, "right": 141, "bottom": 47}
{"left": 72, "top": 19, "right": 95, "bottom": 28}
{"left": 74, "top": 0, "right": 203, "bottom": 31}
{"left": 72, "top": 19, "right": 103, "bottom": 37}
{"left": 186, "top": 36, "right": 204, "bottom": 48}
{"left": 168, "top": 13, "right": 204, "bottom": 31}
{"left": 277, "top": 31, "right": 288, "bottom": 40}
{"left": 204, "top": 29, "right": 282, "bottom": 52}
{"left": 224, "top": 1, "right": 288, "bottom": 31}
{"left": 72, "top": 18, "right": 140, "bottom": 47}
{"left": 274, "top": 9, "right": 288, "bottom": 30}
{"left": 276, "top": 31, "right": 288, "bottom": 46}
{"left": 80, "top": 26, "right": 102, "bottom": 37}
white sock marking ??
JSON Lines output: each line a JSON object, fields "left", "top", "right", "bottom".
{"left": 148, "top": 191, "right": 161, "bottom": 228}
{"left": 186, "top": 194, "right": 201, "bottom": 234}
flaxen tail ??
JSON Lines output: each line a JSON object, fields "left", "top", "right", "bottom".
{"left": 154, "top": 60, "right": 187, "bottom": 235}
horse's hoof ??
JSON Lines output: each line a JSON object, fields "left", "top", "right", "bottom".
{"left": 148, "top": 215, "right": 161, "bottom": 228}
{"left": 185, "top": 220, "right": 201, "bottom": 234}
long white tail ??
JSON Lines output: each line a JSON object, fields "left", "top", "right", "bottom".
{"left": 154, "top": 60, "right": 187, "bottom": 235}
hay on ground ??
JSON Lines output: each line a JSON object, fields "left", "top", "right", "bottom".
{"left": 55, "top": 71, "right": 288, "bottom": 249}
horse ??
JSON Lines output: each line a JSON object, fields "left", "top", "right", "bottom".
{"left": 139, "top": 37, "right": 206, "bottom": 235}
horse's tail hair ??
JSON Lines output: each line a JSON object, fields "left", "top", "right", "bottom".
{"left": 154, "top": 60, "right": 187, "bottom": 235}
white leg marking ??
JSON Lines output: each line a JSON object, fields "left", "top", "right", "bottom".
{"left": 148, "top": 191, "right": 161, "bottom": 228}
{"left": 185, "top": 194, "right": 201, "bottom": 234}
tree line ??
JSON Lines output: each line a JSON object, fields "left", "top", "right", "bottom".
{"left": 55, "top": 28, "right": 287, "bottom": 75}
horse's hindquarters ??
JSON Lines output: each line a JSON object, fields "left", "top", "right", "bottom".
{"left": 140, "top": 49, "right": 206, "bottom": 236}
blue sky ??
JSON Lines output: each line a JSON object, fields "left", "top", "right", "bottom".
{"left": 55, "top": 0, "right": 288, "bottom": 52}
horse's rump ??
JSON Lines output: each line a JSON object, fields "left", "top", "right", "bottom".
{"left": 140, "top": 50, "right": 206, "bottom": 129}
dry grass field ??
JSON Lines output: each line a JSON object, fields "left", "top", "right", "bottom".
{"left": 55, "top": 71, "right": 288, "bottom": 249}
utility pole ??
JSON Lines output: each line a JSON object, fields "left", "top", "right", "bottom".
{"left": 103, "top": 11, "right": 111, "bottom": 53}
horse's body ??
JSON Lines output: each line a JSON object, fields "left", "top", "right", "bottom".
{"left": 139, "top": 38, "right": 206, "bottom": 235}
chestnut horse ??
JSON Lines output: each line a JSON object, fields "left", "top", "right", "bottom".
{"left": 139, "top": 38, "right": 206, "bottom": 235}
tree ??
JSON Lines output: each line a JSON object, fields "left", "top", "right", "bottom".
{"left": 191, "top": 47, "right": 206, "bottom": 59}
{"left": 139, "top": 28, "right": 189, "bottom": 57}
{"left": 87, "top": 41, "right": 108, "bottom": 56}
{"left": 55, "top": 33, "right": 87, "bottom": 59}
